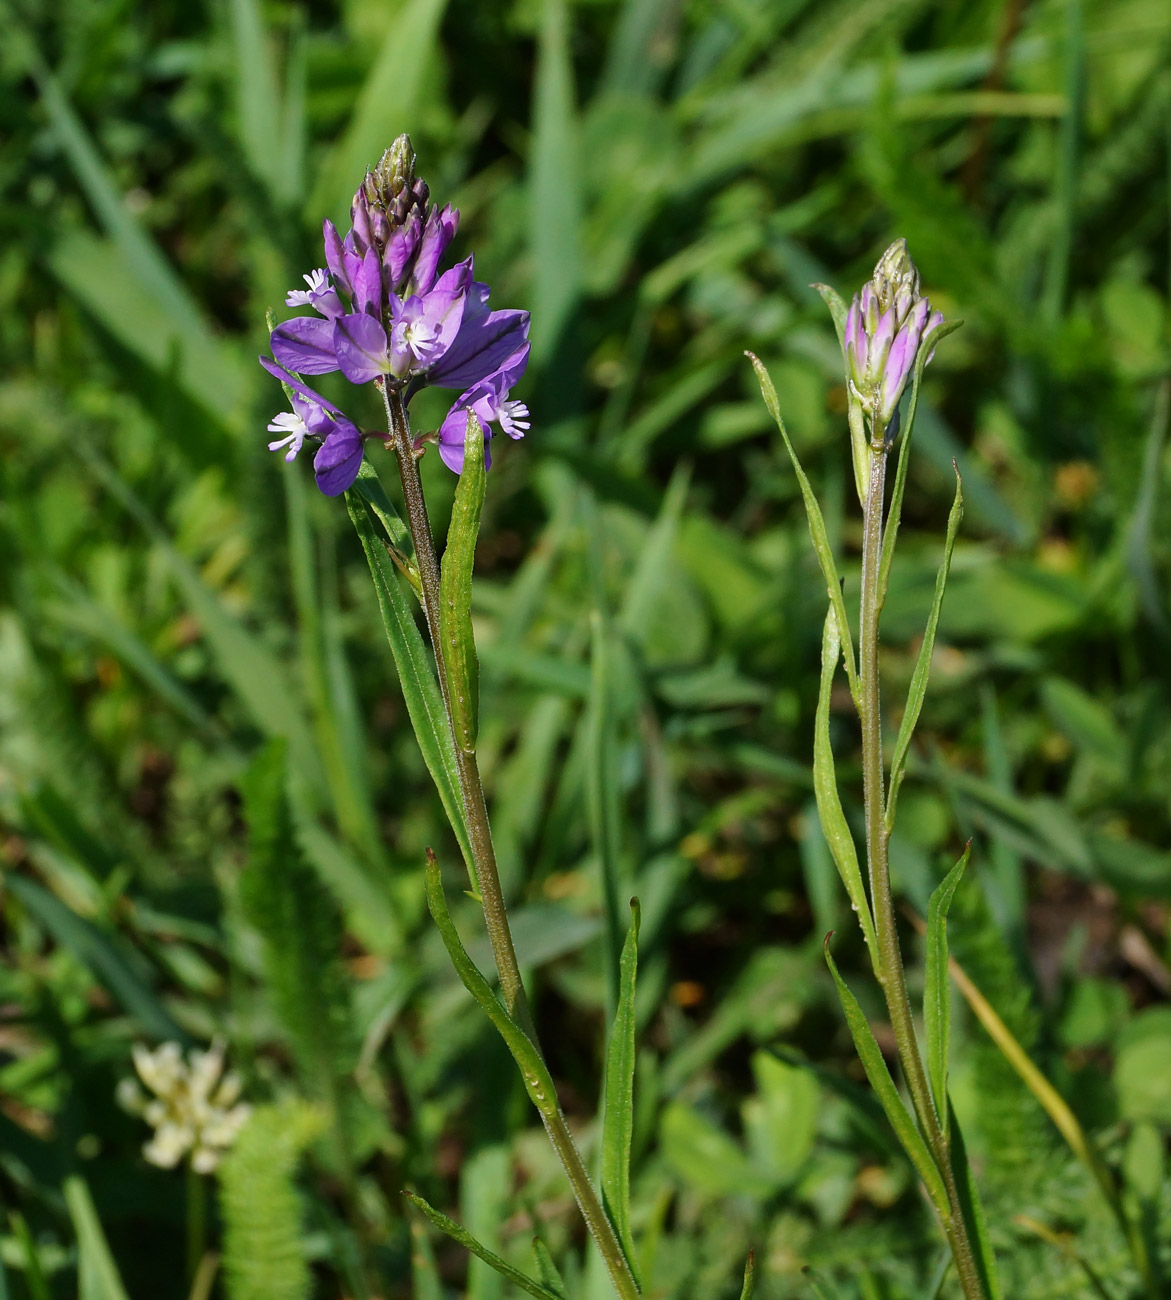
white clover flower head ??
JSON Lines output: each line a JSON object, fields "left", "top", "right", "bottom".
{"left": 119, "top": 1039, "right": 251, "bottom": 1173}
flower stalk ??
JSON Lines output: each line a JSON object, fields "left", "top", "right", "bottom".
{"left": 858, "top": 433, "right": 986, "bottom": 1300}
{"left": 379, "top": 382, "right": 641, "bottom": 1300}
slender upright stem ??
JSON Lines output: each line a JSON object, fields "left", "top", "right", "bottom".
{"left": 858, "top": 444, "right": 986, "bottom": 1300}
{"left": 379, "top": 384, "right": 641, "bottom": 1300}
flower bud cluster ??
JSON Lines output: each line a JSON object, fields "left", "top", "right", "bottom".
{"left": 844, "top": 239, "right": 944, "bottom": 440}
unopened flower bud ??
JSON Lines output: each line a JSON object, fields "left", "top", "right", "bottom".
{"left": 844, "top": 239, "right": 944, "bottom": 444}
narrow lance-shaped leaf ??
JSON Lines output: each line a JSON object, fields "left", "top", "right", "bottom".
{"left": 403, "top": 1192, "right": 561, "bottom": 1300}
{"left": 813, "top": 610, "right": 879, "bottom": 959}
{"left": 823, "top": 938, "right": 949, "bottom": 1218}
{"left": 601, "top": 900, "right": 641, "bottom": 1285}
{"left": 345, "top": 490, "right": 473, "bottom": 871}
{"left": 877, "top": 319, "right": 964, "bottom": 604}
{"left": 746, "top": 352, "right": 859, "bottom": 705}
{"left": 885, "top": 465, "right": 963, "bottom": 829}
{"left": 64, "top": 1176, "right": 131, "bottom": 1300}
{"left": 423, "top": 850, "right": 557, "bottom": 1114}
{"left": 353, "top": 460, "right": 420, "bottom": 594}
{"left": 439, "top": 412, "right": 486, "bottom": 754}
{"left": 924, "top": 844, "right": 970, "bottom": 1131}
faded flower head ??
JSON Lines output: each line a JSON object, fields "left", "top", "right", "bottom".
{"left": 118, "top": 1040, "right": 251, "bottom": 1174}
{"left": 844, "top": 238, "right": 944, "bottom": 439}
{"left": 261, "top": 134, "right": 531, "bottom": 492}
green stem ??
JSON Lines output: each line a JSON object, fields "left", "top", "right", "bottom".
{"left": 858, "top": 444, "right": 986, "bottom": 1300}
{"left": 379, "top": 384, "right": 641, "bottom": 1300}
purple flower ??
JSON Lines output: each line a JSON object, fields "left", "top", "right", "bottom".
{"left": 437, "top": 344, "right": 532, "bottom": 473}
{"left": 260, "top": 359, "right": 367, "bottom": 495}
{"left": 261, "top": 136, "right": 531, "bottom": 491}
{"left": 844, "top": 239, "right": 945, "bottom": 437}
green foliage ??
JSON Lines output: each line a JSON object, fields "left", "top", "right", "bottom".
{"left": 238, "top": 743, "right": 354, "bottom": 1124}
{"left": 219, "top": 1102, "right": 324, "bottom": 1300}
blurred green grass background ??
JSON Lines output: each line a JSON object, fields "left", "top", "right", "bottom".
{"left": 1, "top": 0, "right": 1170, "bottom": 1296}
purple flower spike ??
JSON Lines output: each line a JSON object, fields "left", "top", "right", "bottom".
{"left": 260, "top": 136, "right": 530, "bottom": 494}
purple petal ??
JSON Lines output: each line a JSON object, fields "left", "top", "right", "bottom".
{"left": 259, "top": 356, "right": 340, "bottom": 414}
{"left": 333, "top": 313, "right": 391, "bottom": 384}
{"left": 409, "top": 204, "right": 459, "bottom": 296}
{"left": 438, "top": 406, "right": 493, "bottom": 474}
{"left": 323, "top": 220, "right": 352, "bottom": 297}
{"left": 386, "top": 214, "right": 421, "bottom": 287}
{"left": 271, "top": 317, "right": 340, "bottom": 376}
{"left": 313, "top": 420, "right": 365, "bottom": 495}
{"left": 426, "top": 276, "right": 531, "bottom": 391}
{"left": 353, "top": 246, "right": 384, "bottom": 316}
{"left": 880, "top": 319, "right": 924, "bottom": 420}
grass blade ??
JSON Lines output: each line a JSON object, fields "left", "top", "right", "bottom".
{"left": 587, "top": 609, "right": 625, "bottom": 1015}
{"left": 64, "top": 1176, "right": 131, "bottom": 1300}
{"left": 924, "top": 844, "right": 970, "bottom": 1129}
{"left": 439, "top": 413, "right": 486, "bottom": 754}
{"left": 813, "top": 610, "right": 878, "bottom": 958}
{"left": 739, "top": 1250, "right": 756, "bottom": 1300}
{"left": 346, "top": 488, "right": 472, "bottom": 870}
{"left": 747, "top": 351, "right": 859, "bottom": 704}
{"left": 601, "top": 900, "right": 641, "bottom": 1284}
{"left": 530, "top": 1238, "right": 567, "bottom": 1300}
{"left": 6, "top": 875, "right": 180, "bottom": 1041}
{"left": 823, "top": 938, "right": 948, "bottom": 1217}
{"left": 403, "top": 1192, "right": 561, "bottom": 1300}
{"left": 885, "top": 464, "right": 963, "bottom": 829}
{"left": 227, "top": 0, "right": 284, "bottom": 198}
{"left": 531, "top": 0, "right": 583, "bottom": 363}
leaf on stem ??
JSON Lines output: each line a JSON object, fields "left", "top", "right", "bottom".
{"left": 64, "top": 1176, "right": 131, "bottom": 1300}
{"left": 439, "top": 412, "right": 487, "bottom": 754}
{"left": 403, "top": 1192, "right": 562, "bottom": 1300}
{"left": 877, "top": 319, "right": 964, "bottom": 604}
{"left": 924, "top": 845, "right": 970, "bottom": 1133}
{"left": 813, "top": 610, "right": 879, "bottom": 959}
{"left": 746, "top": 352, "right": 859, "bottom": 704}
{"left": 811, "top": 283, "right": 848, "bottom": 345}
{"left": 345, "top": 487, "right": 473, "bottom": 870}
{"left": 885, "top": 466, "right": 963, "bottom": 830}
{"left": 601, "top": 900, "right": 642, "bottom": 1285}
{"left": 353, "top": 461, "right": 419, "bottom": 588}
{"left": 822, "top": 938, "right": 949, "bottom": 1217}
{"left": 423, "top": 850, "right": 557, "bottom": 1113}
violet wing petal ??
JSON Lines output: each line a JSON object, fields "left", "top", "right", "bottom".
{"left": 258, "top": 356, "right": 340, "bottom": 414}
{"left": 271, "top": 317, "right": 340, "bottom": 375}
{"left": 333, "top": 313, "right": 391, "bottom": 384}
{"left": 427, "top": 308, "right": 530, "bottom": 391}
{"left": 314, "top": 422, "right": 365, "bottom": 496}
